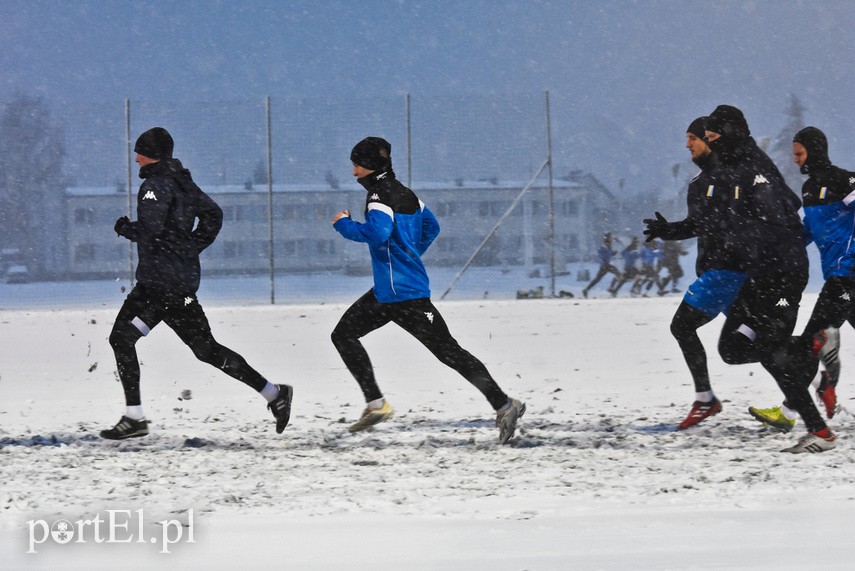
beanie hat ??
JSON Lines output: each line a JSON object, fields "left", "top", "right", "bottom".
{"left": 793, "top": 126, "right": 830, "bottom": 174}
{"left": 705, "top": 105, "right": 750, "bottom": 140}
{"left": 687, "top": 117, "right": 707, "bottom": 139}
{"left": 350, "top": 137, "right": 391, "bottom": 171}
{"left": 134, "top": 127, "right": 174, "bottom": 160}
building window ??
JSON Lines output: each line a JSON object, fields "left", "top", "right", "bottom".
{"left": 561, "top": 200, "right": 578, "bottom": 216}
{"left": 74, "top": 208, "right": 95, "bottom": 224}
{"left": 223, "top": 241, "right": 239, "bottom": 258}
{"left": 280, "top": 240, "right": 297, "bottom": 255}
{"left": 74, "top": 244, "right": 96, "bottom": 262}
{"left": 315, "top": 240, "right": 336, "bottom": 255}
{"left": 434, "top": 201, "right": 457, "bottom": 217}
{"left": 282, "top": 205, "right": 302, "bottom": 221}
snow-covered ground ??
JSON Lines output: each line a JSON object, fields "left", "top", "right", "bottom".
{"left": 1, "top": 292, "right": 854, "bottom": 570}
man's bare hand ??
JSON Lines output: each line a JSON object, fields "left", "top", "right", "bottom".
{"left": 333, "top": 210, "right": 350, "bottom": 224}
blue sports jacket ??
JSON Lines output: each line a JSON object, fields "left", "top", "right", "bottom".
{"left": 334, "top": 169, "right": 440, "bottom": 303}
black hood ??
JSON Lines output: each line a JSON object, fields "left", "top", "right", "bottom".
{"left": 705, "top": 105, "right": 751, "bottom": 165}
{"left": 793, "top": 126, "right": 831, "bottom": 175}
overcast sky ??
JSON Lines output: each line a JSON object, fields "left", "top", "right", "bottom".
{"left": 3, "top": 0, "right": 855, "bottom": 190}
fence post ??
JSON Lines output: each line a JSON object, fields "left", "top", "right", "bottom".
{"left": 266, "top": 96, "right": 275, "bottom": 304}
{"left": 545, "top": 90, "right": 556, "bottom": 298}
{"left": 405, "top": 93, "right": 412, "bottom": 189}
{"left": 125, "top": 98, "right": 134, "bottom": 289}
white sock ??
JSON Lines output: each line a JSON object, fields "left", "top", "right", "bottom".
{"left": 696, "top": 391, "right": 715, "bottom": 403}
{"left": 497, "top": 400, "right": 511, "bottom": 413}
{"left": 125, "top": 405, "right": 145, "bottom": 420}
{"left": 781, "top": 403, "right": 798, "bottom": 422}
{"left": 367, "top": 397, "right": 385, "bottom": 411}
{"left": 260, "top": 382, "right": 280, "bottom": 403}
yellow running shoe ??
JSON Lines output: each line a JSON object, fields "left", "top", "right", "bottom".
{"left": 748, "top": 405, "right": 795, "bottom": 433}
{"left": 348, "top": 401, "right": 394, "bottom": 433}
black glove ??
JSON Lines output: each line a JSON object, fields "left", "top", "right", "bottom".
{"left": 114, "top": 215, "right": 131, "bottom": 237}
{"left": 642, "top": 211, "right": 668, "bottom": 242}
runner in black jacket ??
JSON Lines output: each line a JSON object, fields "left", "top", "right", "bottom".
{"left": 102, "top": 127, "right": 292, "bottom": 440}
{"left": 644, "top": 117, "right": 747, "bottom": 429}
{"left": 703, "top": 105, "right": 834, "bottom": 453}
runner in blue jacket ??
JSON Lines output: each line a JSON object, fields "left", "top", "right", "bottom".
{"left": 331, "top": 137, "right": 525, "bottom": 443}
{"left": 749, "top": 126, "right": 855, "bottom": 431}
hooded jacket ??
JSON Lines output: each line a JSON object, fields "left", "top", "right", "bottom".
{"left": 710, "top": 132, "right": 807, "bottom": 277}
{"left": 119, "top": 158, "right": 223, "bottom": 295}
{"left": 334, "top": 168, "right": 440, "bottom": 303}
{"left": 795, "top": 127, "right": 855, "bottom": 279}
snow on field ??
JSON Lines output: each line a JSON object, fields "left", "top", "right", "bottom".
{"left": 1, "top": 294, "right": 854, "bottom": 569}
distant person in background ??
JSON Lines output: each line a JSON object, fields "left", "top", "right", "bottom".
{"left": 631, "top": 239, "right": 664, "bottom": 297}
{"left": 102, "top": 127, "right": 293, "bottom": 440}
{"left": 582, "top": 232, "right": 621, "bottom": 298}
{"left": 331, "top": 136, "right": 525, "bottom": 444}
{"left": 644, "top": 116, "right": 747, "bottom": 429}
{"left": 608, "top": 236, "right": 641, "bottom": 297}
{"left": 659, "top": 240, "right": 688, "bottom": 294}
{"left": 749, "top": 126, "right": 855, "bottom": 432}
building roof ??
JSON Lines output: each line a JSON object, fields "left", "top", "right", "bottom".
{"left": 65, "top": 177, "right": 586, "bottom": 197}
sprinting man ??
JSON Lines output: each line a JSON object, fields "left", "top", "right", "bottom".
{"left": 644, "top": 116, "right": 747, "bottom": 429}
{"left": 103, "top": 127, "right": 292, "bottom": 440}
{"left": 330, "top": 136, "right": 525, "bottom": 444}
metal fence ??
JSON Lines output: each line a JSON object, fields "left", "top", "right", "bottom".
{"left": 2, "top": 91, "right": 624, "bottom": 309}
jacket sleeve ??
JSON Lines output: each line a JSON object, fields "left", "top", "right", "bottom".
{"left": 417, "top": 204, "right": 440, "bottom": 254}
{"left": 192, "top": 191, "right": 223, "bottom": 252}
{"left": 334, "top": 202, "right": 394, "bottom": 246}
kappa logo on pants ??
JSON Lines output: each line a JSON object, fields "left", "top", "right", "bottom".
{"left": 424, "top": 311, "right": 434, "bottom": 323}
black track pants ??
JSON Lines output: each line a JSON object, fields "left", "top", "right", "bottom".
{"left": 109, "top": 285, "right": 268, "bottom": 406}
{"left": 670, "top": 301, "right": 716, "bottom": 393}
{"left": 331, "top": 290, "right": 509, "bottom": 410}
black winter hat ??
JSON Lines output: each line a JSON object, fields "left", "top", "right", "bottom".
{"left": 350, "top": 137, "right": 391, "bottom": 171}
{"left": 687, "top": 117, "right": 707, "bottom": 139}
{"left": 134, "top": 127, "right": 174, "bottom": 160}
{"left": 705, "top": 105, "right": 750, "bottom": 140}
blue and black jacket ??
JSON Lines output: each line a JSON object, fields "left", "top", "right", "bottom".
{"left": 334, "top": 168, "right": 440, "bottom": 303}
{"left": 801, "top": 166, "right": 855, "bottom": 279}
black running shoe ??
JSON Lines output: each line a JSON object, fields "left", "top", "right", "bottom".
{"left": 268, "top": 384, "right": 293, "bottom": 433}
{"left": 100, "top": 416, "right": 149, "bottom": 440}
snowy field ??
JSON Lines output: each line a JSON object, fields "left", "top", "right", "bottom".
{"left": 1, "top": 291, "right": 854, "bottom": 570}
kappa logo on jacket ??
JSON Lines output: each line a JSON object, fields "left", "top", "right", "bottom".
{"left": 368, "top": 193, "right": 380, "bottom": 201}
{"left": 143, "top": 190, "right": 157, "bottom": 201}
{"left": 841, "top": 292, "right": 851, "bottom": 302}
{"left": 775, "top": 298, "right": 790, "bottom": 308}
{"left": 184, "top": 296, "right": 193, "bottom": 306}
{"left": 753, "top": 174, "right": 769, "bottom": 185}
